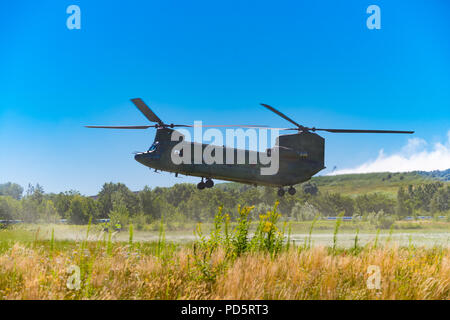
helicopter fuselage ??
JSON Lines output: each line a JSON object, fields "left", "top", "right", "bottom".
{"left": 134, "top": 128, "right": 325, "bottom": 187}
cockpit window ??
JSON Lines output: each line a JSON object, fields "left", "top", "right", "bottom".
{"left": 148, "top": 141, "right": 160, "bottom": 152}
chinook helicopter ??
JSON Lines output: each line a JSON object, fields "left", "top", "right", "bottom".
{"left": 86, "top": 98, "right": 414, "bottom": 197}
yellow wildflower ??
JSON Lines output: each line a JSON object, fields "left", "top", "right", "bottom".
{"left": 263, "top": 221, "right": 273, "bottom": 232}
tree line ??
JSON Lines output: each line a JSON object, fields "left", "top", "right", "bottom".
{"left": 0, "top": 181, "right": 449, "bottom": 228}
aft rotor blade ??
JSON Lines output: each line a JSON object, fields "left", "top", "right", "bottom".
{"left": 310, "top": 128, "right": 415, "bottom": 134}
{"left": 85, "top": 125, "right": 153, "bottom": 129}
{"left": 130, "top": 98, "right": 163, "bottom": 125}
{"left": 181, "top": 124, "right": 270, "bottom": 128}
{"left": 262, "top": 127, "right": 298, "bottom": 131}
{"left": 251, "top": 127, "right": 415, "bottom": 134}
{"left": 260, "top": 103, "right": 303, "bottom": 129}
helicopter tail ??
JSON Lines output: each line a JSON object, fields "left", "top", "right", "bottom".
{"left": 276, "top": 132, "right": 325, "bottom": 170}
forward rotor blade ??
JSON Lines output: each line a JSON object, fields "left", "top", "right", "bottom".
{"left": 260, "top": 103, "right": 303, "bottom": 129}
{"left": 166, "top": 124, "right": 270, "bottom": 129}
{"left": 310, "top": 128, "right": 415, "bottom": 134}
{"left": 85, "top": 125, "right": 153, "bottom": 129}
{"left": 85, "top": 124, "right": 270, "bottom": 129}
{"left": 130, "top": 98, "right": 163, "bottom": 125}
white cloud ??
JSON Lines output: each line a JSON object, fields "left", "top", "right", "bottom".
{"left": 330, "top": 131, "right": 450, "bottom": 175}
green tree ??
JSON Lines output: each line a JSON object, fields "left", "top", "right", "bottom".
{"left": 38, "top": 200, "right": 61, "bottom": 223}
{"left": 311, "top": 192, "right": 355, "bottom": 216}
{"left": 0, "top": 196, "right": 22, "bottom": 220}
{"left": 430, "top": 186, "right": 449, "bottom": 213}
{"left": 98, "top": 183, "right": 140, "bottom": 217}
{"left": 139, "top": 186, "right": 161, "bottom": 220}
{"left": 291, "top": 202, "right": 318, "bottom": 221}
{"left": 355, "top": 193, "right": 396, "bottom": 216}
{"left": 108, "top": 201, "right": 129, "bottom": 228}
{"left": 20, "top": 197, "right": 40, "bottom": 222}
{"left": 51, "top": 190, "right": 80, "bottom": 218}
{"left": 26, "top": 183, "right": 44, "bottom": 204}
{"left": 0, "top": 182, "right": 24, "bottom": 200}
{"left": 396, "top": 186, "right": 412, "bottom": 217}
{"left": 68, "top": 195, "right": 97, "bottom": 224}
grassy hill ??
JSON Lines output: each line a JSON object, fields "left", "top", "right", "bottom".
{"left": 310, "top": 171, "right": 439, "bottom": 197}
{"left": 218, "top": 171, "right": 448, "bottom": 197}
{"left": 416, "top": 169, "right": 450, "bottom": 181}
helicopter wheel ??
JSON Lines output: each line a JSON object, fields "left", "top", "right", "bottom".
{"left": 277, "top": 188, "right": 285, "bottom": 197}
{"left": 197, "top": 179, "right": 206, "bottom": 190}
{"left": 288, "top": 186, "right": 296, "bottom": 195}
{"left": 205, "top": 178, "right": 214, "bottom": 188}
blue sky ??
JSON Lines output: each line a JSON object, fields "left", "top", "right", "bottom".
{"left": 1, "top": 0, "right": 449, "bottom": 195}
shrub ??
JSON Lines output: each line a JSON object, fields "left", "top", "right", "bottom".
{"left": 291, "top": 202, "right": 319, "bottom": 221}
{"left": 368, "top": 210, "right": 396, "bottom": 229}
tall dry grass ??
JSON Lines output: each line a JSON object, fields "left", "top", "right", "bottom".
{"left": 0, "top": 241, "right": 448, "bottom": 299}
{"left": 0, "top": 203, "right": 449, "bottom": 300}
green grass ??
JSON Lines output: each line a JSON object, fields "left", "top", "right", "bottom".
{"left": 310, "top": 171, "right": 440, "bottom": 196}
{"left": 217, "top": 171, "right": 445, "bottom": 197}
{"left": 1, "top": 218, "right": 449, "bottom": 250}
{"left": 1, "top": 219, "right": 449, "bottom": 239}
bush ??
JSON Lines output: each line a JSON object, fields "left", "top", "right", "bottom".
{"left": 194, "top": 202, "right": 287, "bottom": 260}
{"left": 291, "top": 202, "right": 319, "bottom": 221}
{"left": 367, "top": 210, "right": 396, "bottom": 229}
{"left": 130, "top": 212, "right": 148, "bottom": 230}
{"left": 108, "top": 204, "right": 129, "bottom": 229}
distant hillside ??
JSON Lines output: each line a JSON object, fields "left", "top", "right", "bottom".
{"left": 416, "top": 169, "right": 450, "bottom": 181}
{"left": 217, "top": 170, "right": 448, "bottom": 197}
{"left": 311, "top": 171, "right": 441, "bottom": 197}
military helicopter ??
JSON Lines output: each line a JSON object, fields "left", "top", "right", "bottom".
{"left": 86, "top": 98, "right": 414, "bottom": 196}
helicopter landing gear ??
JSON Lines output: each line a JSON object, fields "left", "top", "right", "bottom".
{"left": 277, "top": 188, "right": 285, "bottom": 197}
{"left": 197, "top": 178, "right": 206, "bottom": 190}
{"left": 197, "top": 178, "right": 214, "bottom": 190}
{"left": 205, "top": 178, "right": 214, "bottom": 188}
{"left": 288, "top": 186, "right": 296, "bottom": 195}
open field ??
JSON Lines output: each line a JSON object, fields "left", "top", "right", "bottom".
{"left": 0, "top": 215, "right": 449, "bottom": 300}
{"left": 3, "top": 219, "right": 449, "bottom": 247}
{"left": 0, "top": 238, "right": 448, "bottom": 299}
